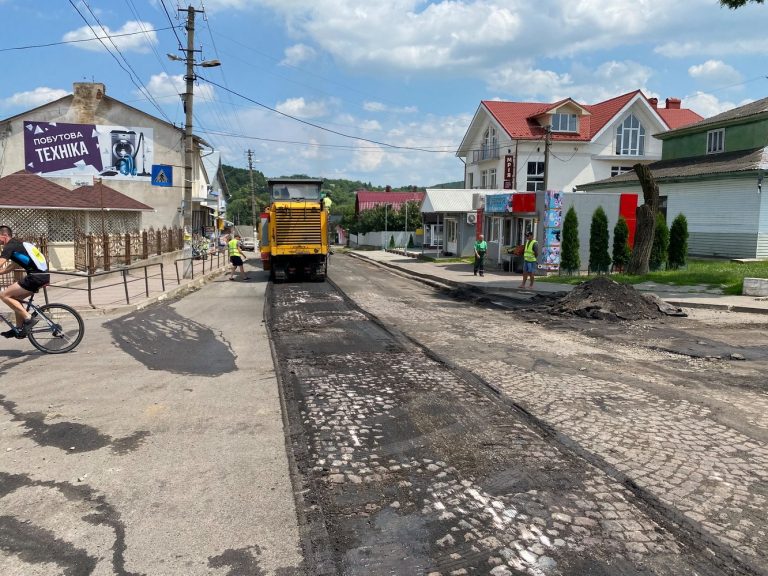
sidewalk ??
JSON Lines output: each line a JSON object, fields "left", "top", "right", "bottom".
{"left": 347, "top": 249, "right": 768, "bottom": 314}
{"left": 33, "top": 252, "right": 236, "bottom": 318}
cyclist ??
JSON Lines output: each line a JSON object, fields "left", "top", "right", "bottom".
{"left": 0, "top": 225, "right": 48, "bottom": 338}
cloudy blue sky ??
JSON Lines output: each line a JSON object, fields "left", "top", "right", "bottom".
{"left": 1, "top": 0, "right": 766, "bottom": 187}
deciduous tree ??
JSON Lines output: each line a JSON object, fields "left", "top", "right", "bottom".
{"left": 627, "top": 163, "right": 660, "bottom": 275}
{"left": 720, "top": 0, "right": 763, "bottom": 7}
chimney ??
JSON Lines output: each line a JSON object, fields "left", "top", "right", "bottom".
{"left": 72, "top": 82, "right": 106, "bottom": 123}
{"left": 648, "top": 97, "right": 658, "bottom": 109}
{"left": 665, "top": 97, "right": 681, "bottom": 110}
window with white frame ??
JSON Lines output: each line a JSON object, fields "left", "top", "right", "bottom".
{"left": 483, "top": 126, "right": 498, "bottom": 160}
{"left": 489, "top": 168, "right": 497, "bottom": 188}
{"left": 611, "top": 166, "right": 632, "bottom": 177}
{"left": 615, "top": 114, "right": 645, "bottom": 156}
{"left": 467, "top": 172, "right": 474, "bottom": 188}
{"left": 707, "top": 129, "right": 724, "bottom": 154}
{"left": 428, "top": 224, "right": 443, "bottom": 246}
{"left": 481, "top": 170, "right": 488, "bottom": 189}
{"left": 526, "top": 161, "right": 545, "bottom": 192}
{"left": 551, "top": 113, "right": 578, "bottom": 132}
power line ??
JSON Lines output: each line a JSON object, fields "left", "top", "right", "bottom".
{"left": 67, "top": 0, "right": 173, "bottom": 124}
{"left": 124, "top": 0, "right": 183, "bottom": 125}
{"left": 158, "top": 0, "right": 185, "bottom": 51}
{"left": 197, "top": 0, "right": 245, "bottom": 155}
{"left": 196, "top": 75, "right": 456, "bottom": 154}
{"left": 0, "top": 26, "right": 176, "bottom": 52}
{"left": 219, "top": 34, "right": 416, "bottom": 115}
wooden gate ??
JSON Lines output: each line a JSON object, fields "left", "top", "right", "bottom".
{"left": 74, "top": 228, "right": 87, "bottom": 272}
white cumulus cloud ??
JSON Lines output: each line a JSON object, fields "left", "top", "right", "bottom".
{"left": 143, "top": 73, "right": 215, "bottom": 104}
{"left": 276, "top": 97, "right": 330, "bottom": 118}
{"left": 63, "top": 20, "right": 158, "bottom": 53}
{"left": 683, "top": 92, "right": 753, "bottom": 118}
{"left": 363, "top": 101, "right": 418, "bottom": 114}
{"left": 1, "top": 87, "right": 69, "bottom": 110}
{"left": 688, "top": 60, "right": 742, "bottom": 88}
{"left": 281, "top": 44, "right": 317, "bottom": 66}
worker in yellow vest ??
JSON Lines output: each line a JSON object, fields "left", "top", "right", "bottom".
{"left": 228, "top": 234, "right": 249, "bottom": 281}
{"left": 518, "top": 230, "right": 538, "bottom": 289}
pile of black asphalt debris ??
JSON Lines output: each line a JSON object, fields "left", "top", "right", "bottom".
{"left": 531, "top": 276, "right": 687, "bottom": 321}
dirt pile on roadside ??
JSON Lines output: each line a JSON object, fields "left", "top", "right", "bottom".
{"left": 550, "top": 276, "right": 686, "bottom": 321}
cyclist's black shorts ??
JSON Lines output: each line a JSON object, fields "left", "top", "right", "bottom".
{"left": 19, "top": 273, "right": 50, "bottom": 293}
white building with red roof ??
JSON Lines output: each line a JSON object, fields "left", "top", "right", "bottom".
{"left": 456, "top": 90, "right": 702, "bottom": 194}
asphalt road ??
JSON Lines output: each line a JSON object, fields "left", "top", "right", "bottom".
{"left": 0, "top": 265, "right": 303, "bottom": 575}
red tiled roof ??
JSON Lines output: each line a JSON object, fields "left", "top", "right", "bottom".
{"left": 0, "top": 171, "right": 153, "bottom": 211}
{"left": 482, "top": 90, "right": 702, "bottom": 142}
{"left": 355, "top": 190, "right": 425, "bottom": 213}
{"left": 656, "top": 108, "right": 704, "bottom": 130}
{"left": 74, "top": 184, "right": 154, "bottom": 211}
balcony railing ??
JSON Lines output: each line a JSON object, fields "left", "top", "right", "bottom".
{"left": 471, "top": 144, "right": 499, "bottom": 164}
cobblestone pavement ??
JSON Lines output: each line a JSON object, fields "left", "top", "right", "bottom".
{"left": 328, "top": 254, "right": 768, "bottom": 576}
{"left": 268, "top": 277, "right": 743, "bottom": 575}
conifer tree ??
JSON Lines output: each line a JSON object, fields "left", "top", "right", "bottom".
{"left": 589, "top": 206, "right": 611, "bottom": 274}
{"left": 649, "top": 213, "right": 670, "bottom": 271}
{"left": 560, "top": 206, "right": 580, "bottom": 274}
{"left": 668, "top": 213, "right": 689, "bottom": 270}
{"left": 611, "top": 216, "right": 631, "bottom": 272}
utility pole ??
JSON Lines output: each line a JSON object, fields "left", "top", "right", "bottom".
{"left": 182, "top": 5, "right": 196, "bottom": 244}
{"left": 543, "top": 125, "right": 552, "bottom": 192}
{"left": 169, "top": 5, "right": 220, "bottom": 275}
{"left": 247, "top": 149, "right": 257, "bottom": 237}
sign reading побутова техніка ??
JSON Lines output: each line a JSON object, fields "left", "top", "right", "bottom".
{"left": 24, "top": 121, "right": 154, "bottom": 181}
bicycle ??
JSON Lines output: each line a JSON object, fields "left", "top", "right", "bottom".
{"left": 0, "top": 293, "right": 84, "bottom": 354}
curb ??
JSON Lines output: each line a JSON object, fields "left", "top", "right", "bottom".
{"left": 664, "top": 300, "right": 768, "bottom": 315}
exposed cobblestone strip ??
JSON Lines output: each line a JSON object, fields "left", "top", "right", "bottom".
{"left": 346, "top": 283, "right": 768, "bottom": 574}
{"left": 271, "top": 282, "right": 731, "bottom": 575}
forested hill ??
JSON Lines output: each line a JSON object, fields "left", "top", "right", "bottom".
{"left": 220, "top": 164, "right": 461, "bottom": 223}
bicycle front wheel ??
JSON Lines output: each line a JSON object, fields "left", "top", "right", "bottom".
{"left": 27, "top": 303, "right": 85, "bottom": 354}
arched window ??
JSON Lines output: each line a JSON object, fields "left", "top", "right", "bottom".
{"left": 615, "top": 114, "right": 645, "bottom": 156}
{"left": 482, "top": 126, "right": 498, "bottom": 160}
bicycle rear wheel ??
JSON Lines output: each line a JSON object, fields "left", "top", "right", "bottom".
{"left": 27, "top": 304, "right": 85, "bottom": 354}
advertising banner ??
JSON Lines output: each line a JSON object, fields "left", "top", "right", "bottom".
{"left": 484, "top": 193, "right": 512, "bottom": 213}
{"left": 540, "top": 190, "right": 563, "bottom": 272}
{"left": 24, "top": 121, "right": 154, "bottom": 181}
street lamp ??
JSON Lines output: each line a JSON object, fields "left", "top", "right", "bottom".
{"left": 167, "top": 6, "right": 221, "bottom": 276}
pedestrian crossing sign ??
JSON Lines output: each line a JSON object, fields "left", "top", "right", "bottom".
{"left": 151, "top": 165, "right": 173, "bottom": 187}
